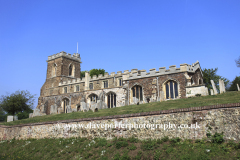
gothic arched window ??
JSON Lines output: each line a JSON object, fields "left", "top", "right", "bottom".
{"left": 131, "top": 85, "right": 143, "bottom": 101}
{"left": 69, "top": 65, "right": 72, "bottom": 76}
{"left": 61, "top": 98, "right": 69, "bottom": 113}
{"left": 107, "top": 92, "right": 116, "bottom": 108}
{"left": 52, "top": 63, "right": 57, "bottom": 77}
{"left": 88, "top": 94, "right": 98, "bottom": 103}
{"left": 165, "top": 80, "right": 178, "bottom": 99}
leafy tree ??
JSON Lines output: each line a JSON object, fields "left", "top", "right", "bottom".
{"left": 89, "top": 69, "right": 106, "bottom": 78}
{"left": 81, "top": 69, "right": 107, "bottom": 78}
{"left": 81, "top": 70, "right": 87, "bottom": 78}
{"left": 0, "top": 107, "right": 5, "bottom": 121}
{"left": 0, "top": 90, "right": 35, "bottom": 115}
{"left": 202, "top": 68, "right": 229, "bottom": 94}
{"left": 235, "top": 56, "right": 240, "bottom": 68}
{"left": 228, "top": 76, "right": 240, "bottom": 91}
{"left": 16, "top": 109, "right": 33, "bottom": 120}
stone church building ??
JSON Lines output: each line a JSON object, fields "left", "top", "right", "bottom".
{"left": 36, "top": 51, "right": 208, "bottom": 115}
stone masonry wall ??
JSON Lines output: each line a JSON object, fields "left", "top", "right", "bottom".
{"left": 1, "top": 103, "right": 240, "bottom": 141}
{"left": 129, "top": 72, "right": 187, "bottom": 100}
{"left": 189, "top": 68, "right": 203, "bottom": 85}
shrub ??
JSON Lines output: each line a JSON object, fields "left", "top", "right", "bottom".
{"left": 157, "top": 138, "right": 163, "bottom": 144}
{"left": 113, "top": 153, "right": 121, "bottom": 160}
{"left": 211, "top": 132, "right": 224, "bottom": 144}
{"left": 195, "top": 139, "right": 201, "bottom": 143}
{"left": 170, "top": 137, "right": 181, "bottom": 143}
{"left": 234, "top": 143, "right": 240, "bottom": 149}
{"left": 116, "top": 141, "right": 128, "bottom": 149}
{"left": 206, "top": 132, "right": 211, "bottom": 138}
{"left": 134, "top": 151, "right": 142, "bottom": 160}
{"left": 121, "top": 152, "right": 131, "bottom": 160}
{"left": 154, "top": 151, "right": 161, "bottom": 160}
{"left": 128, "top": 144, "right": 137, "bottom": 150}
{"left": 107, "top": 143, "right": 112, "bottom": 147}
{"left": 128, "top": 136, "right": 138, "bottom": 143}
{"left": 162, "top": 136, "right": 169, "bottom": 142}
{"left": 141, "top": 139, "right": 156, "bottom": 150}
{"left": 166, "top": 147, "right": 173, "bottom": 154}
{"left": 97, "top": 138, "right": 107, "bottom": 147}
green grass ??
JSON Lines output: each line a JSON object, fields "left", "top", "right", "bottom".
{"left": 1, "top": 135, "right": 240, "bottom": 160}
{"left": 2, "top": 91, "right": 240, "bottom": 126}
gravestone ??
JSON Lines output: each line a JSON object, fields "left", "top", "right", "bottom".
{"left": 205, "top": 87, "right": 209, "bottom": 95}
{"left": 32, "top": 108, "right": 41, "bottom": 117}
{"left": 102, "top": 102, "right": 107, "bottom": 109}
{"left": 72, "top": 108, "right": 77, "bottom": 112}
{"left": 90, "top": 102, "right": 97, "bottom": 112}
{"left": 58, "top": 108, "right": 63, "bottom": 114}
{"left": 222, "top": 80, "right": 226, "bottom": 92}
{"left": 66, "top": 105, "right": 72, "bottom": 113}
{"left": 210, "top": 89, "right": 214, "bottom": 95}
{"left": 13, "top": 115, "right": 18, "bottom": 121}
{"left": 7, "top": 116, "right": 13, "bottom": 122}
{"left": 50, "top": 104, "right": 58, "bottom": 114}
{"left": 210, "top": 80, "right": 218, "bottom": 95}
{"left": 219, "top": 79, "right": 226, "bottom": 93}
{"left": 160, "top": 91, "right": 165, "bottom": 102}
{"left": 133, "top": 97, "right": 139, "bottom": 104}
{"left": 81, "top": 102, "right": 88, "bottom": 112}
{"left": 40, "top": 103, "right": 47, "bottom": 113}
{"left": 97, "top": 100, "right": 102, "bottom": 110}
{"left": 29, "top": 113, "right": 33, "bottom": 118}
{"left": 237, "top": 84, "right": 240, "bottom": 91}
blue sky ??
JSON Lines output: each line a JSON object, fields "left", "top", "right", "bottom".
{"left": 0, "top": 0, "right": 239, "bottom": 109}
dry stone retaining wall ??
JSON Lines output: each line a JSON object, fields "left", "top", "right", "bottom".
{"left": 1, "top": 103, "right": 240, "bottom": 141}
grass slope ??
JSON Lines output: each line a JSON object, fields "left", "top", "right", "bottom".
{"left": 1, "top": 135, "right": 240, "bottom": 160}
{"left": 2, "top": 91, "right": 240, "bottom": 126}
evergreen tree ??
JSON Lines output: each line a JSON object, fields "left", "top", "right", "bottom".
{"left": 228, "top": 76, "right": 240, "bottom": 91}
{"left": 202, "top": 68, "right": 229, "bottom": 94}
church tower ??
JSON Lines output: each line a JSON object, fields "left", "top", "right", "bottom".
{"left": 40, "top": 51, "right": 82, "bottom": 97}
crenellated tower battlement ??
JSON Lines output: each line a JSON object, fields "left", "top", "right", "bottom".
{"left": 47, "top": 51, "right": 81, "bottom": 63}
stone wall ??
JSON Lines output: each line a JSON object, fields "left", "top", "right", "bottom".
{"left": 128, "top": 72, "right": 187, "bottom": 101}
{"left": 1, "top": 103, "right": 240, "bottom": 141}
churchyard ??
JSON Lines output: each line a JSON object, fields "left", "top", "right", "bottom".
{"left": 3, "top": 91, "right": 240, "bottom": 126}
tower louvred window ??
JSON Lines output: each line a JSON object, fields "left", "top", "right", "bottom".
{"left": 69, "top": 65, "right": 72, "bottom": 76}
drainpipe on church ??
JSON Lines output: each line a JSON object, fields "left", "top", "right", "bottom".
{"left": 128, "top": 81, "right": 129, "bottom": 105}
{"left": 157, "top": 77, "right": 159, "bottom": 100}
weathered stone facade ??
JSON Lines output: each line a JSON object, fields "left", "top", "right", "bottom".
{"left": 1, "top": 103, "right": 240, "bottom": 141}
{"left": 36, "top": 51, "right": 208, "bottom": 116}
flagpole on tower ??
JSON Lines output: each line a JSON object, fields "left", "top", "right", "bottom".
{"left": 77, "top": 42, "right": 78, "bottom": 53}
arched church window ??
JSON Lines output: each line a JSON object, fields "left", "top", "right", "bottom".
{"left": 131, "top": 85, "right": 143, "bottom": 101}
{"left": 52, "top": 63, "right": 57, "bottom": 77}
{"left": 165, "top": 80, "right": 178, "bottom": 99}
{"left": 69, "top": 65, "right": 72, "bottom": 76}
{"left": 107, "top": 92, "right": 116, "bottom": 108}
{"left": 61, "top": 98, "right": 69, "bottom": 113}
{"left": 89, "top": 94, "right": 98, "bottom": 103}
{"left": 77, "top": 105, "right": 81, "bottom": 111}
